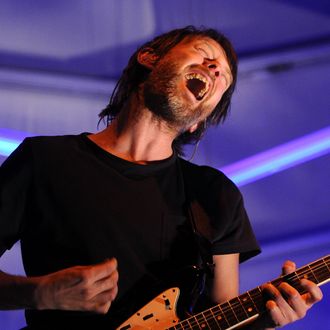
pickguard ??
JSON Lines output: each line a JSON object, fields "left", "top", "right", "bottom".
{"left": 116, "top": 287, "right": 180, "bottom": 330}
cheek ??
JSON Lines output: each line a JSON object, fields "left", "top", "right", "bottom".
{"left": 209, "top": 89, "right": 225, "bottom": 107}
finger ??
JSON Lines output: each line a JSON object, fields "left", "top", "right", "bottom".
{"left": 263, "top": 282, "right": 301, "bottom": 321}
{"left": 263, "top": 283, "right": 288, "bottom": 307}
{"left": 94, "top": 288, "right": 118, "bottom": 306}
{"left": 265, "top": 300, "right": 286, "bottom": 327}
{"left": 282, "top": 260, "right": 296, "bottom": 275}
{"left": 93, "top": 270, "right": 119, "bottom": 297}
{"left": 84, "top": 296, "right": 112, "bottom": 314}
{"left": 277, "top": 282, "right": 306, "bottom": 319}
{"left": 300, "top": 279, "right": 323, "bottom": 306}
{"left": 88, "top": 288, "right": 118, "bottom": 314}
{"left": 89, "top": 258, "right": 118, "bottom": 282}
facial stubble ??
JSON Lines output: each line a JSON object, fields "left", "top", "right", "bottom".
{"left": 143, "top": 59, "right": 208, "bottom": 133}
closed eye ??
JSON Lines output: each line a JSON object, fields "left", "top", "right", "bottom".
{"left": 196, "top": 47, "right": 211, "bottom": 58}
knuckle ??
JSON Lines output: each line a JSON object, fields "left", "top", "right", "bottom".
{"left": 95, "top": 302, "right": 111, "bottom": 314}
{"left": 79, "top": 270, "right": 91, "bottom": 284}
{"left": 80, "top": 287, "right": 93, "bottom": 300}
{"left": 113, "top": 270, "right": 119, "bottom": 282}
{"left": 110, "top": 258, "right": 118, "bottom": 269}
{"left": 105, "top": 258, "right": 118, "bottom": 273}
{"left": 289, "top": 291, "right": 300, "bottom": 300}
{"left": 109, "top": 289, "right": 118, "bottom": 301}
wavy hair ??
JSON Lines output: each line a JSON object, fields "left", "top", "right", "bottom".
{"left": 99, "top": 26, "right": 238, "bottom": 155}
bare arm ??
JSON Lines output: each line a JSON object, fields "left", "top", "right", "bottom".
{"left": 0, "top": 270, "right": 39, "bottom": 310}
{"left": 0, "top": 258, "right": 118, "bottom": 314}
{"left": 212, "top": 253, "right": 239, "bottom": 303}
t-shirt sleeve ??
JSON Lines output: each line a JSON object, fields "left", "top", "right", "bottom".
{"left": 188, "top": 164, "right": 261, "bottom": 264}
{"left": 211, "top": 192, "right": 261, "bottom": 263}
{"left": 0, "top": 138, "right": 33, "bottom": 257}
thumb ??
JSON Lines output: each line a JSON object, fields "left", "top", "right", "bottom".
{"left": 282, "top": 260, "right": 296, "bottom": 275}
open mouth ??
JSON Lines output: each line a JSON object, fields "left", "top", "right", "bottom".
{"left": 185, "top": 73, "right": 209, "bottom": 100}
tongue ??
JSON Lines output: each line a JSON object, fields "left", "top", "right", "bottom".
{"left": 186, "top": 78, "right": 205, "bottom": 99}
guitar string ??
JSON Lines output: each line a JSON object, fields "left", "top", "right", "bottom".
{"left": 171, "top": 259, "right": 330, "bottom": 329}
{"left": 172, "top": 260, "right": 330, "bottom": 330}
{"left": 170, "top": 270, "right": 329, "bottom": 330}
{"left": 168, "top": 259, "right": 330, "bottom": 329}
{"left": 173, "top": 260, "right": 330, "bottom": 330}
{"left": 204, "top": 260, "right": 330, "bottom": 323}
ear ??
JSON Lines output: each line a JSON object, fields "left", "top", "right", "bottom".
{"left": 137, "top": 48, "right": 159, "bottom": 69}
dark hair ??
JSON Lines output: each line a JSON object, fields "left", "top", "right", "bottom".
{"left": 99, "top": 25, "right": 238, "bottom": 155}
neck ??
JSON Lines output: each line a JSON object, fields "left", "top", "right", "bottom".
{"left": 89, "top": 99, "right": 179, "bottom": 164}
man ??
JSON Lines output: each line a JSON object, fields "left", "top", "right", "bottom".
{"left": 0, "top": 26, "right": 323, "bottom": 329}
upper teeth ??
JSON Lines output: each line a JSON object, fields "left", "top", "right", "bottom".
{"left": 186, "top": 73, "right": 209, "bottom": 98}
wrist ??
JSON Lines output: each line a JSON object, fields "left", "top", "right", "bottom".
{"left": 33, "top": 274, "right": 54, "bottom": 310}
{"left": 15, "top": 274, "right": 42, "bottom": 309}
{"left": 0, "top": 271, "right": 42, "bottom": 310}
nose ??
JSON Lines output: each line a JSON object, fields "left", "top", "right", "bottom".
{"left": 205, "top": 60, "right": 220, "bottom": 77}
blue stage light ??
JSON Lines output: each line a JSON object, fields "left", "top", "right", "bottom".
{"left": 0, "top": 128, "right": 33, "bottom": 157}
{"left": 221, "top": 126, "right": 330, "bottom": 187}
{"left": 0, "top": 138, "right": 21, "bottom": 157}
{"left": 1, "top": 127, "right": 329, "bottom": 187}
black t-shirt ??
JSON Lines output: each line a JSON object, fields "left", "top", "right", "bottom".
{"left": 0, "top": 134, "right": 260, "bottom": 329}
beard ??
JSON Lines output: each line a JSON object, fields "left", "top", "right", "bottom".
{"left": 143, "top": 59, "right": 207, "bottom": 132}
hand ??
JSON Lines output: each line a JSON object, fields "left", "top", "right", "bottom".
{"left": 261, "top": 260, "right": 323, "bottom": 328}
{"left": 34, "top": 258, "right": 118, "bottom": 314}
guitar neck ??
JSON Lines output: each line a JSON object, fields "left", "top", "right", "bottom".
{"left": 169, "top": 255, "right": 330, "bottom": 330}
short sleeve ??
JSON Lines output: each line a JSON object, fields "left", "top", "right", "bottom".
{"left": 0, "top": 138, "right": 33, "bottom": 256}
{"left": 180, "top": 159, "right": 261, "bottom": 264}
{"left": 211, "top": 193, "right": 261, "bottom": 263}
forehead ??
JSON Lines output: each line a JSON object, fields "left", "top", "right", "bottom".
{"left": 178, "top": 36, "right": 227, "bottom": 56}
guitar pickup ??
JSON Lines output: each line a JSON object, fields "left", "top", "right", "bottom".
{"left": 164, "top": 298, "right": 171, "bottom": 309}
{"left": 142, "top": 313, "right": 154, "bottom": 321}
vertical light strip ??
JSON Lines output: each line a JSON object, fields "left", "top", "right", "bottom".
{"left": 220, "top": 126, "right": 330, "bottom": 187}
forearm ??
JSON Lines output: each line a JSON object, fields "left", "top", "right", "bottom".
{"left": 0, "top": 259, "right": 118, "bottom": 313}
{"left": 0, "top": 270, "right": 40, "bottom": 310}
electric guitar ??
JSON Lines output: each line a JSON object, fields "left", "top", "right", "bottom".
{"left": 116, "top": 255, "right": 330, "bottom": 330}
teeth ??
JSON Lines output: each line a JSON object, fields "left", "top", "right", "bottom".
{"left": 198, "top": 86, "right": 208, "bottom": 98}
{"left": 186, "top": 73, "right": 209, "bottom": 99}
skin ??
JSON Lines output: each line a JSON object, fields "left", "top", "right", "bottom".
{"left": 0, "top": 36, "right": 323, "bottom": 329}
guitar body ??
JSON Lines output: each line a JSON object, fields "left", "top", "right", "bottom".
{"left": 116, "top": 255, "right": 330, "bottom": 330}
{"left": 112, "top": 264, "right": 209, "bottom": 329}
{"left": 116, "top": 287, "right": 180, "bottom": 330}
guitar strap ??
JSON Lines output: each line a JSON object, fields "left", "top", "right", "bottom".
{"left": 186, "top": 201, "right": 215, "bottom": 278}
{"left": 179, "top": 158, "right": 214, "bottom": 271}
{"left": 179, "top": 158, "right": 217, "bottom": 312}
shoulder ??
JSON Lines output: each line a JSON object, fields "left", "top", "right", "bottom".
{"left": 19, "top": 134, "right": 86, "bottom": 160}
{"left": 22, "top": 134, "right": 84, "bottom": 151}
{"left": 4, "top": 134, "right": 88, "bottom": 174}
{"left": 179, "top": 157, "right": 241, "bottom": 199}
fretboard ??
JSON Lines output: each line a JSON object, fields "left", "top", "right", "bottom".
{"left": 168, "top": 255, "right": 330, "bottom": 330}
